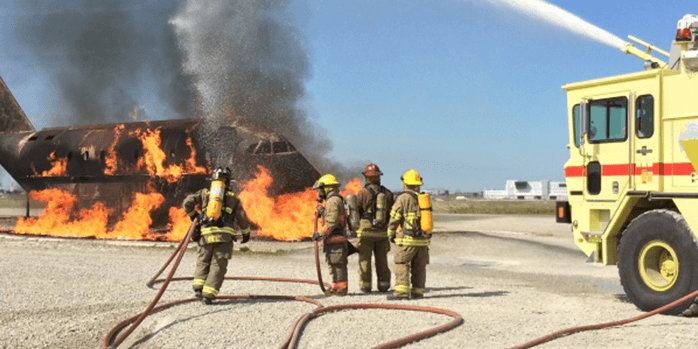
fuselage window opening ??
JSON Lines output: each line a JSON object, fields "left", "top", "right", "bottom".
{"left": 100, "top": 150, "right": 106, "bottom": 161}
{"left": 45, "top": 135, "right": 55, "bottom": 141}
{"left": 272, "top": 141, "right": 289, "bottom": 153}
{"left": 256, "top": 141, "right": 271, "bottom": 154}
{"left": 246, "top": 142, "right": 258, "bottom": 154}
{"left": 83, "top": 151, "right": 89, "bottom": 161}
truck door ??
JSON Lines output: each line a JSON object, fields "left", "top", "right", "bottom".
{"left": 581, "top": 95, "right": 631, "bottom": 201}
{"left": 632, "top": 94, "right": 660, "bottom": 192}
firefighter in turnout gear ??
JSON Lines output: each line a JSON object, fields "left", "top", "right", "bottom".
{"left": 311, "top": 174, "right": 349, "bottom": 296}
{"left": 183, "top": 167, "right": 252, "bottom": 304}
{"left": 387, "top": 169, "right": 431, "bottom": 300}
{"left": 356, "top": 163, "right": 394, "bottom": 293}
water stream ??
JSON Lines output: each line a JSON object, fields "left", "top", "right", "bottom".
{"left": 474, "top": 0, "right": 626, "bottom": 49}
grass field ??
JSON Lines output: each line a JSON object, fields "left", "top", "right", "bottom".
{"left": 432, "top": 198, "right": 556, "bottom": 215}
{"left": 0, "top": 195, "right": 45, "bottom": 209}
{"left": 0, "top": 195, "right": 555, "bottom": 216}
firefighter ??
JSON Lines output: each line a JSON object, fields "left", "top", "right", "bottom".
{"left": 311, "top": 174, "right": 349, "bottom": 296}
{"left": 355, "top": 163, "right": 394, "bottom": 293}
{"left": 183, "top": 167, "right": 251, "bottom": 305}
{"left": 387, "top": 169, "right": 430, "bottom": 300}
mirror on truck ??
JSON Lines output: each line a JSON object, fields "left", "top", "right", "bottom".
{"left": 580, "top": 101, "right": 589, "bottom": 146}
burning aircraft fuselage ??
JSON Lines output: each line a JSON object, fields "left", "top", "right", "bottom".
{"left": 0, "top": 75, "right": 320, "bottom": 226}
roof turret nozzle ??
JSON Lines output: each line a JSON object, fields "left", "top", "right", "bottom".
{"left": 620, "top": 36, "right": 668, "bottom": 70}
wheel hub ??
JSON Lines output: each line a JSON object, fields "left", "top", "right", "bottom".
{"left": 639, "top": 240, "right": 679, "bottom": 292}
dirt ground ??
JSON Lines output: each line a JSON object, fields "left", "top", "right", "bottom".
{"left": 1, "top": 213, "right": 697, "bottom": 349}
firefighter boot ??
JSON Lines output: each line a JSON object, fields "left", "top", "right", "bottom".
{"left": 681, "top": 302, "right": 698, "bottom": 317}
{"left": 193, "top": 287, "right": 203, "bottom": 300}
{"left": 386, "top": 293, "right": 410, "bottom": 301}
{"left": 201, "top": 294, "right": 214, "bottom": 305}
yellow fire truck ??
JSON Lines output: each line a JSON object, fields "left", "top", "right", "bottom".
{"left": 558, "top": 14, "right": 698, "bottom": 314}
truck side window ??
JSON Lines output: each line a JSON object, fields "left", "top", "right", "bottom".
{"left": 573, "top": 104, "right": 581, "bottom": 147}
{"left": 589, "top": 97, "right": 627, "bottom": 143}
{"left": 587, "top": 161, "right": 601, "bottom": 195}
{"left": 636, "top": 95, "right": 654, "bottom": 138}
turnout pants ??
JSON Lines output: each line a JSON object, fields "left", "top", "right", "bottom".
{"left": 357, "top": 237, "right": 391, "bottom": 292}
{"left": 193, "top": 241, "right": 234, "bottom": 297}
{"left": 393, "top": 245, "right": 429, "bottom": 297}
{"left": 324, "top": 241, "right": 348, "bottom": 293}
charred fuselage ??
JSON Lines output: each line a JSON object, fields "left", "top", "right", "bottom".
{"left": 0, "top": 75, "right": 320, "bottom": 225}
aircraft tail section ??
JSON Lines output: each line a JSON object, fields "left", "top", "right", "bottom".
{"left": 0, "top": 75, "right": 34, "bottom": 133}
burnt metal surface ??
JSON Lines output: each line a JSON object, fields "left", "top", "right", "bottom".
{"left": 0, "top": 76, "right": 321, "bottom": 226}
{"left": 0, "top": 75, "right": 34, "bottom": 133}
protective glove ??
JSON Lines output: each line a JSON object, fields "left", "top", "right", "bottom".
{"left": 241, "top": 233, "right": 250, "bottom": 244}
{"left": 389, "top": 236, "right": 396, "bottom": 244}
{"left": 311, "top": 232, "right": 321, "bottom": 241}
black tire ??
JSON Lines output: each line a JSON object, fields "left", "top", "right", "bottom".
{"left": 618, "top": 209, "right": 698, "bottom": 315}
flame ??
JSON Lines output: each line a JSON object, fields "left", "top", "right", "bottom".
{"left": 13, "top": 188, "right": 164, "bottom": 240}
{"left": 12, "top": 169, "right": 362, "bottom": 242}
{"left": 110, "top": 192, "right": 164, "bottom": 239}
{"left": 14, "top": 189, "right": 109, "bottom": 238}
{"left": 164, "top": 207, "right": 192, "bottom": 241}
{"left": 185, "top": 136, "right": 208, "bottom": 174}
{"left": 137, "top": 129, "right": 183, "bottom": 183}
{"left": 341, "top": 178, "right": 362, "bottom": 196}
{"left": 31, "top": 152, "right": 68, "bottom": 177}
{"left": 104, "top": 124, "right": 125, "bottom": 175}
{"left": 238, "top": 166, "right": 361, "bottom": 241}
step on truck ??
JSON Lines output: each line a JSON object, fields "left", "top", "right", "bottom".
{"left": 557, "top": 14, "right": 698, "bottom": 315}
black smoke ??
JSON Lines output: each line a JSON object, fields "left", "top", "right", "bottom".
{"left": 12, "top": 0, "right": 358, "bottom": 182}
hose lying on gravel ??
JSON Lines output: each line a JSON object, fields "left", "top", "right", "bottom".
{"left": 504, "top": 288, "right": 698, "bottom": 349}
{"left": 103, "top": 221, "right": 464, "bottom": 349}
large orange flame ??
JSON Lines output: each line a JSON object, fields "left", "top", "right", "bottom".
{"left": 104, "top": 124, "right": 125, "bottom": 175}
{"left": 31, "top": 152, "right": 68, "bottom": 177}
{"left": 14, "top": 189, "right": 163, "bottom": 240}
{"left": 238, "top": 166, "right": 361, "bottom": 241}
{"left": 185, "top": 135, "right": 208, "bottom": 174}
{"left": 110, "top": 192, "right": 164, "bottom": 239}
{"left": 138, "top": 129, "right": 183, "bottom": 183}
{"left": 12, "top": 168, "right": 363, "bottom": 242}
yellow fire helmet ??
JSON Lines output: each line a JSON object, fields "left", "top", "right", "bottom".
{"left": 401, "top": 169, "right": 423, "bottom": 186}
{"left": 313, "top": 174, "right": 340, "bottom": 189}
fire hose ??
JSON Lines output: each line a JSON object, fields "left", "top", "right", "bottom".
{"left": 103, "top": 220, "right": 463, "bottom": 349}
{"left": 504, "top": 288, "right": 698, "bottom": 349}
{"left": 104, "top": 218, "right": 698, "bottom": 349}
{"left": 313, "top": 206, "right": 327, "bottom": 294}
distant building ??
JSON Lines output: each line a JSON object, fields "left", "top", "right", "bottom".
{"left": 483, "top": 180, "right": 567, "bottom": 200}
{"left": 423, "top": 189, "right": 450, "bottom": 197}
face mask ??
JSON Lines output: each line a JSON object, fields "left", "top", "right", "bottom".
{"left": 316, "top": 188, "right": 326, "bottom": 203}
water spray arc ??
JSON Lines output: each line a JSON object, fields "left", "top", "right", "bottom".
{"left": 476, "top": 0, "right": 626, "bottom": 49}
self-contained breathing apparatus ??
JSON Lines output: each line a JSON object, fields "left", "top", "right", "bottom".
{"left": 361, "top": 185, "right": 389, "bottom": 229}
{"left": 312, "top": 174, "right": 358, "bottom": 255}
{"left": 193, "top": 167, "right": 236, "bottom": 243}
{"left": 398, "top": 191, "right": 433, "bottom": 238}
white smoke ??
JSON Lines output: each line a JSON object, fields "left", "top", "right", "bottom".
{"left": 169, "top": 1, "right": 241, "bottom": 122}
{"left": 468, "top": 0, "right": 627, "bottom": 49}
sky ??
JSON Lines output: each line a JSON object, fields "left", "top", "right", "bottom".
{"left": 0, "top": 0, "right": 693, "bottom": 193}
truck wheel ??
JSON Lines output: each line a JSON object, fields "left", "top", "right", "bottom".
{"left": 618, "top": 209, "right": 698, "bottom": 315}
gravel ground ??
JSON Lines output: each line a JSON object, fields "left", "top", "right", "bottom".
{"left": 1, "top": 214, "right": 698, "bottom": 349}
